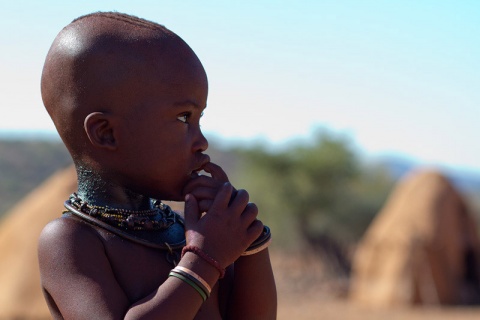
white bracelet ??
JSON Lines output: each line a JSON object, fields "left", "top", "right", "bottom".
{"left": 241, "top": 237, "right": 272, "bottom": 256}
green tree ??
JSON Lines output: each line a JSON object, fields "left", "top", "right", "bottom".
{"left": 231, "top": 130, "right": 394, "bottom": 253}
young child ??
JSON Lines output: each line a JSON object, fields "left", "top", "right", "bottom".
{"left": 38, "top": 11, "right": 276, "bottom": 319}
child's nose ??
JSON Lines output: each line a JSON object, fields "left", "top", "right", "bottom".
{"left": 193, "top": 129, "right": 208, "bottom": 152}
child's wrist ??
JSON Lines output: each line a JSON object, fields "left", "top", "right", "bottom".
{"left": 169, "top": 266, "right": 212, "bottom": 302}
{"left": 181, "top": 245, "right": 226, "bottom": 278}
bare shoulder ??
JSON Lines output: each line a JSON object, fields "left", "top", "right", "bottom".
{"left": 39, "top": 214, "right": 102, "bottom": 246}
{"left": 38, "top": 215, "right": 104, "bottom": 267}
{"left": 38, "top": 215, "right": 129, "bottom": 319}
{"left": 37, "top": 215, "right": 106, "bottom": 292}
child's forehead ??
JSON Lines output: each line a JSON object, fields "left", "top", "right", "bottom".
{"left": 61, "top": 15, "right": 193, "bottom": 67}
{"left": 64, "top": 22, "right": 206, "bottom": 93}
{"left": 93, "top": 32, "right": 203, "bottom": 82}
{"left": 115, "top": 51, "right": 208, "bottom": 113}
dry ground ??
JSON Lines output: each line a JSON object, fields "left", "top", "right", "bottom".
{"left": 271, "top": 249, "right": 480, "bottom": 320}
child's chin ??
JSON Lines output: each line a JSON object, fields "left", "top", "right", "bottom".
{"left": 165, "top": 188, "right": 186, "bottom": 202}
{"left": 167, "top": 194, "right": 184, "bottom": 202}
{"left": 147, "top": 188, "right": 182, "bottom": 202}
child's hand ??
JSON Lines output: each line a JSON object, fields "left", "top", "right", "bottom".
{"left": 183, "top": 162, "right": 236, "bottom": 213}
{"left": 183, "top": 183, "right": 264, "bottom": 268}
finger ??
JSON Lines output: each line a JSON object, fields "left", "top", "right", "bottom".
{"left": 183, "top": 175, "right": 220, "bottom": 195}
{"left": 228, "top": 189, "right": 249, "bottom": 214}
{"left": 198, "top": 199, "right": 213, "bottom": 213}
{"left": 183, "top": 194, "right": 200, "bottom": 229}
{"left": 228, "top": 189, "right": 238, "bottom": 206}
{"left": 241, "top": 202, "right": 259, "bottom": 225}
{"left": 210, "top": 182, "right": 234, "bottom": 212}
{"left": 184, "top": 186, "right": 218, "bottom": 201}
{"left": 247, "top": 219, "right": 264, "bottom": 240}
{"left": 202, "top": 162, "right": 229, "bottom": 183}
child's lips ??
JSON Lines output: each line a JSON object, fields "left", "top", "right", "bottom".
{"left": 189, "top": 168, "right": 205, "bottom": 179}
{"left": 190, "top": 154, "right": 210, "bottom": 177}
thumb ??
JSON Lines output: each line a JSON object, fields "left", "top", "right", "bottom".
{"left": 183, "top": 194, "right": 200, "bottom": 229}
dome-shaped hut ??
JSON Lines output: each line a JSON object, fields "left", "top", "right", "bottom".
{"left": 349, "top": 169, "right": 480, "bottom": 307}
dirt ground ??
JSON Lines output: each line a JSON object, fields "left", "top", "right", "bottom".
{"left": 271, "top": 249, "right": 480, "bottom": 320}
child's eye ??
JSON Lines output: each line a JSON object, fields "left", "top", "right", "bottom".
{"left": 177, "top": 113, "right": 191, "bottom": 123}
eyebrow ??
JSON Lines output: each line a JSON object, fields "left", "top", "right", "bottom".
{"left": 173, "top": 100, "right": 205, "bottom": 109}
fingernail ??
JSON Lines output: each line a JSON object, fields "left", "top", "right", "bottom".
{"left": 185, "top": 194, "right": 191, "bottom": 202}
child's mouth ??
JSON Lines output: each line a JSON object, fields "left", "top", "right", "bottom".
{"left": 190, "top": 168, "right": 210, "bottom": 178}
{"left": 190, "top": 169, "right": 201, "bottom": 178}
{"left": 190, "top": 154, "right": 211, "bottom": 178}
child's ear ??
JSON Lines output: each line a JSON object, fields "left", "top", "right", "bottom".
{"left": 84, "top": 112, "right": 118, "bottom": 150}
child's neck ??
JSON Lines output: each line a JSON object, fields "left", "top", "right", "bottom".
{"left": 76, "top": 165, "right": 152, "bottom": 211}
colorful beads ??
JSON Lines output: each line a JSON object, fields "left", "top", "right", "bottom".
{"left": 67, "top": 193, "right": 176, "bottom": 231}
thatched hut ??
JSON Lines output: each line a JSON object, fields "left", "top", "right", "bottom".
{"left": 0, "top": 165, "right": 76, "bottom": 319}
{"left": 349, "top": 169, "right": 480, "bottom": 307}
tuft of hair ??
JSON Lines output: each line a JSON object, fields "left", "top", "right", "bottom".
{"left": 72, "top": 11, "right": 170, "bottom": 33}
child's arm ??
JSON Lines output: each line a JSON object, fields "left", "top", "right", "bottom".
{"left": 228, "top": 249, "right": 277, "bottom": 320}
{"left": 183, "top": 162, "right": 277, "bottom": 319}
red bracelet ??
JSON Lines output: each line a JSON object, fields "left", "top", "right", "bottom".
{"left": 181, "top": 245, "right": 225, "bottom": 279}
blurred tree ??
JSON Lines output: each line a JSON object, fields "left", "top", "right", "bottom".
{"left": 230, "top": 129, "right": 394, "bottom": 275}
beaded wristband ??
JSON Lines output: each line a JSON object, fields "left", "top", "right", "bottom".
{"left": 181, "top": 245, "right": 225, "bottom": 279}
{"left": 174, "top": 266, "right": 212, "bottom": 294}
{"left": 169, "top": 271, "right": 207, "bottom": 302}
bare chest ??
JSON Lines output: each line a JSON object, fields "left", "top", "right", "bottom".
{"left": 101, "top": 233, "right": 223, "bottom": 319}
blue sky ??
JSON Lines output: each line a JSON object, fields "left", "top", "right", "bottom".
{"left": 1, "top": 1, "right": 479, "bottom": 172}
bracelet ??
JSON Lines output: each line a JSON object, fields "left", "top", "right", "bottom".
{"left": 169, "top": 271, "right": 207, "bottom": 302}
{"left": 173, "top": 266, "right": 212, "bottom": 295}
{"left": 241, "top": 236, "right": 272, "bottom": 256}
{"left": 181, "top": 245, "right": 226, "bottom": 279}
{"left": 242, "top": 225, "right": 272, "bottom": 256}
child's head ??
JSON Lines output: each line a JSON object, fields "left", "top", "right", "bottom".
{"left": 41, "top": 12, "right": 210, "bottom": 201}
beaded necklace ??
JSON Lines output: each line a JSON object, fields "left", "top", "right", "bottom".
{"left": 67, "top": 193, "right": 176, "bottom": 231}
{"left": 64, "top": 193, "right": 186, "bottom": 265}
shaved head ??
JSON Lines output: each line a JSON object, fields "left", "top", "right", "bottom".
{"left": 41, "top": 12, "right": 206, "bottom": 165}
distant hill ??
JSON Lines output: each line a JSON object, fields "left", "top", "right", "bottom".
{"left": 0, "top": 138, "right": 72, "bottom": 216}
{"left": 375, "top": 155, "right": 480, "bottom": 192}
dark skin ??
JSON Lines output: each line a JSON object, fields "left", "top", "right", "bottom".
{"left": 38, "top": 13, "right": 276, "bottom": 320}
